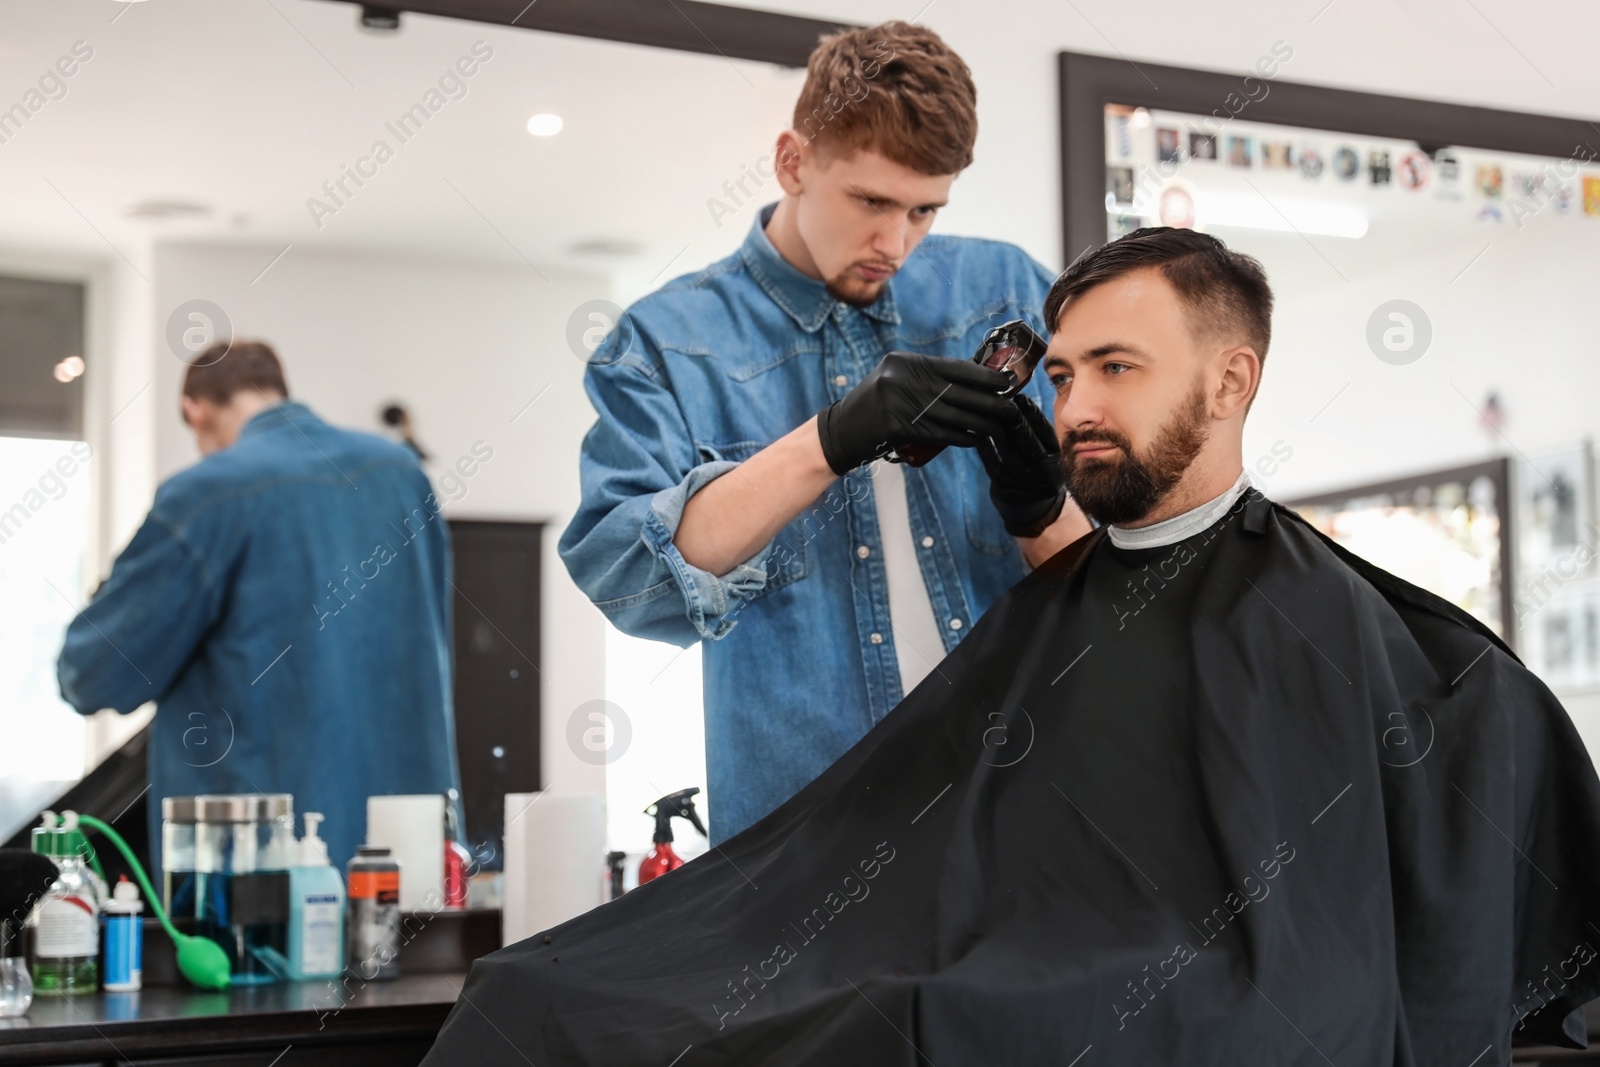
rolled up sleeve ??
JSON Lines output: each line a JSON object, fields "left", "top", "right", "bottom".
{"left": 557, "top": 330, "right": 778, "bottom": 648}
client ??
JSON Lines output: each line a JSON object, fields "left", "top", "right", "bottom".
{"left": 424, "top": 228, "right": 1600, "bottom": 1065}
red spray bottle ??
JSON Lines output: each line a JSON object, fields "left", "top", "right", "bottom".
{"left": 638, "top": 788, "right": 708, "bottom": 886}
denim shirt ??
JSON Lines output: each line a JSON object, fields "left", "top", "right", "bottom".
{"left": 57, "top": 401, "right": 461, "bottom": 877}
{"left": 559, "top": 201, "right": 1058, "bottom": 843}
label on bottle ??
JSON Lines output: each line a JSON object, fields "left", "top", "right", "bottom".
{"left": 348, "top": 869, "right": 400, "bottom": 904}
{"left": 301, "top": 893, "right": 342, "bottom": 974}
{"left": 34, "top": 896, "right": 99, "bottom": 958}
{"left": 103, "top": 913, "right": 143, "bottom": 991}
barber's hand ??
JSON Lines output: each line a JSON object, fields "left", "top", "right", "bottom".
{"left": 815, "top": 352, "right": 1019, "bottom": 476}
{"left": 977, "top": 393, "right": 1067, "bottom": 539}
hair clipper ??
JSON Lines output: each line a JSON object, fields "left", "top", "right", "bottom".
{"left": 890, "top": 319, "right": 1050, "bottom": 467}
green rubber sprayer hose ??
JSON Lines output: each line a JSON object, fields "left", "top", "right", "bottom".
{"left": 73, "top": 813, "right": 232, "bottom": 990}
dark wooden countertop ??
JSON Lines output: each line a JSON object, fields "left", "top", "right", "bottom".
{"left": 0, "top": 972, "right": 462, "bottom": 1065}
{"left": 0, "top": 908, "right": 500, "bottom": 1067}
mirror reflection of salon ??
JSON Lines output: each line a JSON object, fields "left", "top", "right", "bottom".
{"left": 0, "top": 5, "right": 808, "bottom": 872}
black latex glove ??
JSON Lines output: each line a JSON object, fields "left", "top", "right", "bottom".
{"left": 977, "top": 393, "right": 1067, "bottom": 539}
{"left": 815, "top": 351, "right": 1020, "bottom": 476}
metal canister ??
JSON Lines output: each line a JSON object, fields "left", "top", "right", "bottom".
{"left": 160, "top": 796, "right": 198, "bottom": 914}
{"left": 346, "top": 846, "right": 401, "bottom": 980}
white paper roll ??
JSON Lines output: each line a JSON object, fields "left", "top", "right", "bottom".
{"left": 366, "top": 794, "right": 445, "bottom": 911}
{"left": 502, "top": 792, "right": 606, "bottom": 947}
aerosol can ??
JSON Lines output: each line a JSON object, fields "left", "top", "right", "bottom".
{"left": 637, "top": 788, "right": 708, "bottom": 886}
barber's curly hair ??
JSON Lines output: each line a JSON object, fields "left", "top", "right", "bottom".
{"left": 1044, "top": 227, "right": 1274, "bottom": 364}
{"left": 792, "top": 20, "right": 977, "bottom": 176}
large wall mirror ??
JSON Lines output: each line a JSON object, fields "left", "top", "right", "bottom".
{"left": 0, "top": 0, "right": 844, "bottom": 862}
{"left": 1060, "top": 51, "right": 1600, "bottom": 747}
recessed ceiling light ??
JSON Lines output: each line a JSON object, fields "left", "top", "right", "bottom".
{"left": 53, "top": 356, "right": 85, "bottom": 383}
{"left": 527, "top": 113, "right": 563, "bottom": 137}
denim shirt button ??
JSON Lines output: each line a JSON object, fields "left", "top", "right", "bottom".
{"left": 833, "top": 374, "right": 848, "bottom": 387}
{"left": 856, "top": 545, "right": 871, "bottom": 558}
{"left": 948, "top": 618, "right": 963, "bottom": 630}
{"left": 870, "top": 632, "right": 884, "bottom": 644}
{"left": 920, "top": 536, "right": 935, "bottom": 548}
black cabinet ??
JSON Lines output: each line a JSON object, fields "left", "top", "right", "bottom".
{"left": 447, "top": 520, "right": 543, "bottom": 872}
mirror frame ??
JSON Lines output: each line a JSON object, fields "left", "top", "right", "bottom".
{"left": 1057, "top": 49, "right": 1600, "bottom": 266}
{"left": 312, "top": 0, "right": 856, "bottom": 68}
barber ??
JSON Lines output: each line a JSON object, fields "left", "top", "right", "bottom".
{"left": 559, "top": 21, "right": 1088, "bottom": 843}
{"left": 57, "top": 342, "right": 462, "bottom": 877}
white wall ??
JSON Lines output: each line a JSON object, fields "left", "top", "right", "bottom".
{"left": 146, "top": 241, "right": 611, "bottom": 798}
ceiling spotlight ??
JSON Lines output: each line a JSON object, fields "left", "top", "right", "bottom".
{"left": 526, "top": 113, "right": 564, "bottom": 137}
{"left": 53, "top": 355, "right": 85, "bottom": 383}
{"left": 360, "top": 6, "right": 401, "bottom": 30}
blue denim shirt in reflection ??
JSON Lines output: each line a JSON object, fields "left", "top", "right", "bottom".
{"left": 560, "top": 202, "right": 1059, "bottom": 843}
{"left": 57, "top": 401, "right": 461, "bottom": 877}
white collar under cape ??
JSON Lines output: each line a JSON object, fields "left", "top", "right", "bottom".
{"left": 1106, "top": 469, "right": 1252, "bottom": 550}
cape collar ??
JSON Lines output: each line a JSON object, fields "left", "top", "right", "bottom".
{"left": 1107, "top": 469, "right": 1252, "bottom": 550}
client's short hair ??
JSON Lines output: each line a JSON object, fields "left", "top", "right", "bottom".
{"left": 1043, "top": 227, "right": 1274, "bottom": 365}
{"left": 182, "top": 340, "right": 288, "bottom": 403}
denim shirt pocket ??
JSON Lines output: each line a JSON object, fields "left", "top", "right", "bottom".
{"left": 693, "top": 438, "right": 811, "bottom": 596}
{"left": 722, "top": 337, "right": 822, "bottom": 383}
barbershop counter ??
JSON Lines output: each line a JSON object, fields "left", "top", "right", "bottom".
{"left": 0, "top": 910, "right": 498, "bottom": 1067}
{"left": 6, "top": 907, "right": 1600, "bottom": 1066}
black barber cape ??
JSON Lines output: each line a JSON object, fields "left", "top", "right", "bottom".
{"left": 425, "top": 491, "right": 1600, "bottom": 1066}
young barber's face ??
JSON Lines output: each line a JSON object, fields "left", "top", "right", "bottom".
{"left": 793, "top": 145, "right": 953, "bottom": 307}
{"left": 1043, "top": 268, "right": 1214, "bottom": 526}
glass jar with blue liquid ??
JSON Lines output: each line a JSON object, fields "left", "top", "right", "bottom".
{"left": 165, "top": 795, "right": 293, "bottom": 985}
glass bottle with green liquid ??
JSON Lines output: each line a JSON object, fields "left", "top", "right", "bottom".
{"left": 29, "top": 818, "right": 105, "bottom": 995}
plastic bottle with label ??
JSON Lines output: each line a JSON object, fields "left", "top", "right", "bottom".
{"left": 346, "top": 846, "right": 401, "bottom": 980}
{"left": 101, "top": 877, "right": 143, "bottom": 993}
{"left": 287, "top": 813, "right": 345, "bottom": 981}
{"left": 29, "top": 815, "right": 105, "bottom": 995}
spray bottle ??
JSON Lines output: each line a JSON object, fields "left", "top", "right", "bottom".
{"left": 638, "top": 788, "right": 707, "bottom": 886}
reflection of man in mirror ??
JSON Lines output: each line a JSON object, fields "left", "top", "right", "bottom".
{"left": 560, "top": 20, "right": 1090, "bottom": 842}
{"left": 56, "top": 342, "right": 462, "bottom": 878}
{"left": 432, "top": 227, "right": 1600, "bottom": 1066}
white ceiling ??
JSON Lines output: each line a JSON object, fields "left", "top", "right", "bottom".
{"left": 0, "top": 0, "right": 805, "bottom": 280}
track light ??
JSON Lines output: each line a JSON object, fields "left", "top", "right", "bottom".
{"left": 360, "top": 6, "right": 401, "bottom": 30}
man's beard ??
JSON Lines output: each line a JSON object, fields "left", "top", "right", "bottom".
{"left": 825, "top": 263, "right": 893, "bottom": 308}
{"left": 1060, "top": 381, "right": 1210, "bottom": 528}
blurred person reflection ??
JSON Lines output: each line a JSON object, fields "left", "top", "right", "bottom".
{"left": 58, "top": 341, "right": 462, "bottom": 877}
